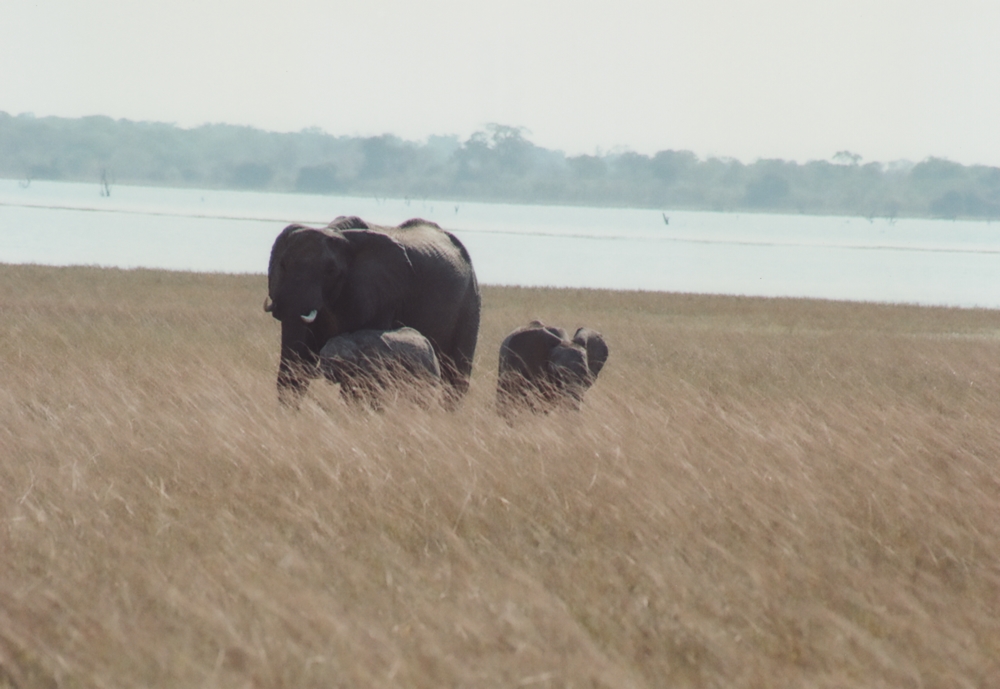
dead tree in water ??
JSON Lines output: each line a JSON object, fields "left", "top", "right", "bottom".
{"left": 100, "top": 169, "right": 112, "bottom": 197}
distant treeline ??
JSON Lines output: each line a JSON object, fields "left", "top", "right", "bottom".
{"left": 2, "top": 111, "right": 999, "bottom": 219}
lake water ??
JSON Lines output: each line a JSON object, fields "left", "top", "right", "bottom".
{"left": 1, "top": 179, "right": 998, "bottom": 309}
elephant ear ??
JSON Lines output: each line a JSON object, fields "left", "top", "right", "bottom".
{"left": 501, "top": 325, "right": 565, "bottom": 378}
{"left": 267, "top": 224, "right": 308, "bottom": 297}
{"left": 340, "top": 230, "right": 414, "bottom": 328}
{"left": 573, "top": 327, "right": 609, "bottom": 378}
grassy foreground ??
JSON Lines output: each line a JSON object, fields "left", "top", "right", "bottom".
{"left": 1, "top": 263, "right": 999, "bottom": 688}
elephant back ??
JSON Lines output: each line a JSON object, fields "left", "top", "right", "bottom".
{"left": 378, "top": 327, "right": 442, "bottom": 379}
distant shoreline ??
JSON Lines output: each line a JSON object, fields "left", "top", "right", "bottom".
{"left": 3, "top": 113, "right": 999, "bottom": 222}
{"left": 3, "top": 174, "right": 998, "bottom": 225}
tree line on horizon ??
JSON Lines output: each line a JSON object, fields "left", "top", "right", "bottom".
{"left": 1, "top": 111, "right": 999, "bottom": 220}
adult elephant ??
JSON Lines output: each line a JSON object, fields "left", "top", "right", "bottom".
{"left": 265, "top": 216, "right": 480, "bottom": 407}
{"left": 496, "top": 320, "right": 609, "bottom": 417}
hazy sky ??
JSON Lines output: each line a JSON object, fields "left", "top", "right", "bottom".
{"left": 4, "top": 0, "right": 999, "bottom": 166}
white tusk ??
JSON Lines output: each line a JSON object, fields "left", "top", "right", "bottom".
{"left": 301, "top": 309, "right": 318, "bottom": 323}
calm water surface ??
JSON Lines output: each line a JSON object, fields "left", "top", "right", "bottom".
{"left": 1, "top": 179, "right": 998, "bottom": 308}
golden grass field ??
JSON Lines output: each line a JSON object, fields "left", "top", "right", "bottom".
{"left": 1, "top": 263, "right": 999, "bottom": 688}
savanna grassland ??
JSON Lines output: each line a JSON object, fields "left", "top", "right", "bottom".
{"left": 1, "top": 263, "right": 999, "bottom": 688}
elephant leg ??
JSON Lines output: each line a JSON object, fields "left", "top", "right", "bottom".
{"left": 496, "top": 372, "right": 537, "bottom": 420}
{"left": 337, "top": 372, "right": 385, "bottom": 412}
{"left": 440, "top": 292, "right": 481, "bottom": 410}
{"left": 277, "top": 357, "right": 312, "bottom": 408}
{"left": 495, "top": 377, "right": 516, "bottom": 420}
{"left": 438, "top": 356, "right": 468, "bottom": 411}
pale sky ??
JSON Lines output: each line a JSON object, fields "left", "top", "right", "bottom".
{"left": 3, "top": 0, "right": 999, "bottom": 166}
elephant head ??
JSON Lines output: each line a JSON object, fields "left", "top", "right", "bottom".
{"left": 547, "top": 340, "right": 590, "bottom": 404}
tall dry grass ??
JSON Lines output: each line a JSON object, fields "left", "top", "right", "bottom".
{"left": 1, "top": 263, "right": 999, "bottom": 688}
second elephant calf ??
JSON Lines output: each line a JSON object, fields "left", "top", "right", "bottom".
{"left": 497, "top": 320, "right": 609, "bottom": 417}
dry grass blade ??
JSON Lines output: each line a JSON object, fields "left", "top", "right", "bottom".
{"left": 1, "top": 264, "right": 999, "bottom": 688}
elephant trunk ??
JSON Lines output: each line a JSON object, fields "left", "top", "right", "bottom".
{"left": 277, "top": 318, "right": 322, "bottom": 406}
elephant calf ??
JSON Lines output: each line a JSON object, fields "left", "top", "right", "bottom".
{"left": 497, "top": 320, "right": 609, "bottom": 417}
{"left": 319, "top": 327, "right": 442, "bottom": 409}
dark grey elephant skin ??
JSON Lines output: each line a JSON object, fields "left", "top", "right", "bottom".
{"left": 319, "top": 327, "right": 441, "bottom": 408}
{"left": 265, "top": 216, "right": 480, "bottom": 407}
{"left": 496, "top": 320, "right": 609, "bottom": 416}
